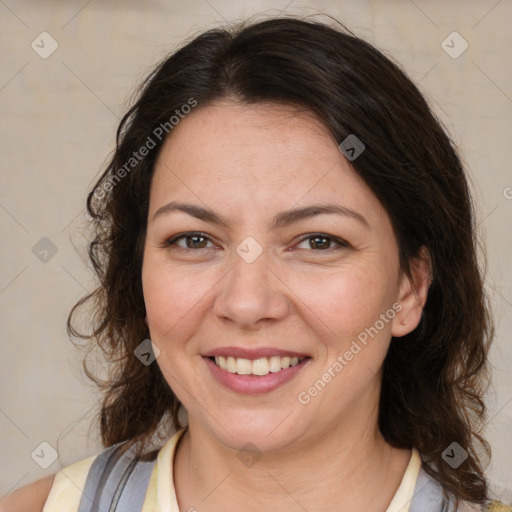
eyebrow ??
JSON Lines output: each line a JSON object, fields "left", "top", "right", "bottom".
{"left": 152, "top": 201, "right": 369, "bottom": 229}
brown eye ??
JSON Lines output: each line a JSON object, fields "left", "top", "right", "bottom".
{"left": 163, "top": 232, "right": 214, "bottom": 250}
{"left": 295, "top": 233, "right": 350, "bottom": 251}
{"left": 309, "top": 236, "right": 331, "bottom": 250}
{"left": 185, "top": 235, "right": 208, "bottom": 249}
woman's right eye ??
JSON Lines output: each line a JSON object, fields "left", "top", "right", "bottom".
{"left": 162, "top": 232, "right": 215, "bottom": 250}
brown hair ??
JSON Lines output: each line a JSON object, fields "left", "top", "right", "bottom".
{"left": 68, "top": 15, "right": 494, "bottom": 505}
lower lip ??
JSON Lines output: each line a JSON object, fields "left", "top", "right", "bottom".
{"left": 203, "top": 357, "right": 310, "bottom": 394}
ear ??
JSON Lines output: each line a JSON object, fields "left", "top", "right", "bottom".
{"left": 391, "top": 246, "right": 432, "bottom": 337}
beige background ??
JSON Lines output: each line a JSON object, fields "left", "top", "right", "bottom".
{"left": 0, "top": 0, "right": 511, "bottom": 504}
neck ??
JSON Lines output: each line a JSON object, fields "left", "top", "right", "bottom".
{"left": 174, "top": 410, "right": 412, "bottom": 512}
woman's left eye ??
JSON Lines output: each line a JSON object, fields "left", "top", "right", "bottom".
{"left": 295, "top": 234, "right": 350, "bottom": 251}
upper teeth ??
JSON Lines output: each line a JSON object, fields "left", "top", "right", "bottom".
{"left": 214, "top": 356, "right": 304, "bottom": 376}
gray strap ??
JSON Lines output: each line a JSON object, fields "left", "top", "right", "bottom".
{"left": 77, "top": 443, "right": 123, "bottom": 512}
{"left": 77, "top": 442, "right": 157, "bottom": 512}
{"left": 408, "top": 466, "right": 491, "bottom": 511}
{"left": 409, "top": 466, "right": 450, "bottom": 511}
{"left": 112, "top": 456, "right": 157, "bottom": 512}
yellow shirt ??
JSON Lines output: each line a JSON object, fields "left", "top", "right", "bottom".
{"left": 43, "top": 429, "right": 423, "bottom": 512}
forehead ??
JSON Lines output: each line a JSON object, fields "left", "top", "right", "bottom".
{"left": 155, "top": 101, "right": 341, "bottom": 178}
{"left": 156, "top": 100, "right": 335, "bottom": 169}
{"left": 149, "top": 100, "right": 384, "bottom": 226}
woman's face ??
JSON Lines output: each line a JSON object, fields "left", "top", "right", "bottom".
{"left": 142, "top": 100, "right": 414, "bottom": 452}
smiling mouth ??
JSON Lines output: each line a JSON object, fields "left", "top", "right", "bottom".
{"left": 209, "top": 355, "right": 308, "bottom": 376}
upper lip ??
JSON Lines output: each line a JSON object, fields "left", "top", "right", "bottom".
{"left": 203, "top": 346, "right": 310, "bottom": 359}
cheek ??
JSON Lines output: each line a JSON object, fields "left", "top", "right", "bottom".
{"left": 142, "top": 262, "right": 209, "bottom": 394}
{"left": 293, "top": 264, "right": 395, "bottom": 343}
{"left": 142, "top": 257, "right": 216, "bottom": 344}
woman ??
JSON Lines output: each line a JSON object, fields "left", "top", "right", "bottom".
{"left": 5, "top": 15, "right": 509, "bottom": 512}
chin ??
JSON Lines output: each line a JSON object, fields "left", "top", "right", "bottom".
{"left": 194, "top": 407, "right": 305, "bottom": 453}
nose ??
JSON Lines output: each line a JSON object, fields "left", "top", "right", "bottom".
{"left": 213, "top": 248, "right": 290, "bottom": 330}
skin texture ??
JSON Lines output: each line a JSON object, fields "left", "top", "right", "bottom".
{"left": 0, "top": 475, "right": 54, "bottom": 512}
{"left": 142, "top": 100, "right": 431, "bottom": 512}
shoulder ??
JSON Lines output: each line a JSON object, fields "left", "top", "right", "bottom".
{"left": 460, "top": 500, "right": 512, "bottom": 512}
{"left": 1, "top": 452, "right": 98, "bottom": 512}
{"left": 485, "top": 501, "right": 512, "bottom": 512}
{"left": 0, "top": 453, "right": 99, "bottom": 512}
{"left": 40, "top": 452, "right": 98, "bottom": 511}
{"left": 0, "top": 474, "right": 55, "bottom": 512}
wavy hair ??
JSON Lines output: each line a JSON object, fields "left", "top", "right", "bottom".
{"left": 68, "top": 15, "right": 494, "bottom": 505}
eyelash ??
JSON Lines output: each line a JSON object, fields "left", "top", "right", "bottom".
{"left": 161, "top": 231, "right": 350, "bottom": 252}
